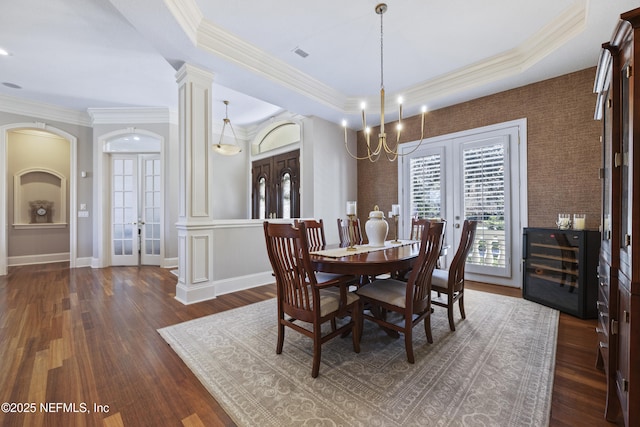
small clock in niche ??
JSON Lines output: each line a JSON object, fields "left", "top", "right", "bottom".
{"left": 29, "top": 200, "right": 54, "bottom": 224}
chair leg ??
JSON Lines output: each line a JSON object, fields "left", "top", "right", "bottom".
{"left": 447, "top": 304, "right": 456, "bottom": 331}
{"left": 424, "top": 315, "right": 433, "bottom": 344}
{"left": 404, "top": 327, "right": 415, "bottom": 364}
{"left": 459, "top": 293, "right": 466, "bottom": 319}
{"left": 312, "top": 328, "right": 322, "bottom": 378}
{"left": 276, "top": 321, "right": 285, "bottom": 354}
{"left": 351, "top": 303, "right": 361, "bottom": 353}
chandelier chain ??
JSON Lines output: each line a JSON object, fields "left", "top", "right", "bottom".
{"left": 380, "top": 7, "right": 384, "bottom": 90}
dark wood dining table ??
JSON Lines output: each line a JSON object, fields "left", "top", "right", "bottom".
{"left": 309, "top": 242, "right": 421, "bottom": 277}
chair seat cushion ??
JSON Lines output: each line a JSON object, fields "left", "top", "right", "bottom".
{"left": 431, "top": 268, "right": 449, "bottom": 291}
{"left": 356, "top": 279, "right": 407, "bottom": 308}
{"left": 319, "top": 288, "right": 359, "bottom": 317}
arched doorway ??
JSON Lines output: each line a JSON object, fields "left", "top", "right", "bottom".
{"left": 94, "top": 129, "right": 164, "bottom": 267}
{"left": 0, "top": 122, "right": 77, "bottom": 275}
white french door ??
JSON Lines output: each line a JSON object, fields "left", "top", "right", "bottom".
{"left": 111, "top": 154, "right": 161, "bottom": 266}
{"left": 399, "top": 120, "right": 526, "bottom": 287}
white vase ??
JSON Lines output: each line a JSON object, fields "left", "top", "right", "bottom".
{"left": 365, "top": 206, "right": 388, "bottom": 247}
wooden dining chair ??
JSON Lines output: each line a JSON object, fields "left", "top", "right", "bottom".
{"left": 337, "top": 217, "right": 362, "bottom": 247}
{"left": 431, "top": 220, "right": 478, "bottom": 331}
{"left": 294, "top": 219, "right": 326, "bottom": 249}
{"left": 356, "top": 221, "right": 445, "bottom": 363}
{"left": 263, "top": 221, "right": 361, "bottom": 378}
{"left": 409, "top": 218, "right": 430, "bottom": 240}
{"left": 397, "top": 219, "right": 446, "bottom": 279}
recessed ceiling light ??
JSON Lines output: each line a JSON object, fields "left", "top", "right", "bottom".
{"left": 0, "top": 48, "right": 9, "bottom": 56}
{"left": 2, "top": 82, "right": 21, "bottom": 89}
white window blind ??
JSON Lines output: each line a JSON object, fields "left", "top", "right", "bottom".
{"left": 463, "top": 144, "right": 506, "bottom": 268}
{"left": 409, "top": 153, "right": 441, "bottom": 219}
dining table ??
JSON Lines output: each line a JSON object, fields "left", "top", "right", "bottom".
{"left": 309, "top": 240, "right": 421, "bottom": 277}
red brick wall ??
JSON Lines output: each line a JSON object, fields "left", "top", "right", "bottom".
{"left": 356, "top": 67, "right": 602, "bottom": 232}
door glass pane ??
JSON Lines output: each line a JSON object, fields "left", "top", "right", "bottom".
{"left": 281, "top": 173, "right": 291, "bottom": 219}
{"left": 141, "top": 155, "right": 161, "bottom": 262}
{"left": 409, "top": 153, "right": 441, "bottom": 219}
{"left": 602, "top": 88, "right": 612, "bottom": 237}
{"left": 259, "top": 177, "right": 266, "bottom": 219}
{"left": 112, "top": 157, "right": 137, "bottom": 261}
{"left": 621, "top": 64, "right": 629, "bottom": 251}
{"left": 113, "top": 176, "right": 123, "bottom": 191}
{"left": 463, "top": 144, "right": 506, "bottom": 268}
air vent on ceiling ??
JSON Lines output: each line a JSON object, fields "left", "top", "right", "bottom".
{"left": 293, "top": 47, "right": 309, "bottom": 58}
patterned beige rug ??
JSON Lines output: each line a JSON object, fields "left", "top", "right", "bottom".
{"left": 158, "top": 289, "right": 558, "bottom": 426}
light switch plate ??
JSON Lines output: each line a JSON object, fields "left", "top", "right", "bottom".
{"left": 78, "top": 211, "right": 89, "bottom": 218}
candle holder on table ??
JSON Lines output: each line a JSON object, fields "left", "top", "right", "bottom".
{"left": 346, "top": 201, "right": 358, "bottom": 251}
{"left": 347, "top": 214, "right": 358, "bottom": 251}
{"left": 391, "top": 214, "right": 400, "bottom": 244}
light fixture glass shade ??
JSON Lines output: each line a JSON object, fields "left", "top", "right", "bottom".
{"left": 212, "top": 143, "right": 242, "bottom": 155}
{"left": 213, "top": 100, "right": 242, "bottom": 155}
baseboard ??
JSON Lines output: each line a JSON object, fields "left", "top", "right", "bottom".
{"left": 162, "top": 257, "right": 178, "bottom": 269}
{"left": 8, "top": 252, "right": 69, "bottom": 266}
{"left": 174, "top": 271, "right": 274, "bottom": 304}
{"left": 214, "top": 271, "right": 275, "bottom": 296}
{"left": 74, "top": 257, "right": 93, "bottom": 268}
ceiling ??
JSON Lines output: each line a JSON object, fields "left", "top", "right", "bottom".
{"left": 0, "top": 0, "right": 637, "bottom": 129}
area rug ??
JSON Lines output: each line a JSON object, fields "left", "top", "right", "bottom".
{"left": 158, "top": 289, "right": 558, "bottom": 427}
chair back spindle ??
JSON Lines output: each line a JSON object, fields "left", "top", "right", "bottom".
{"left": 337, "top": 217, "right": 362, "bottom": 247}
{"left": 294, "top": 219, "right": 326, "bottom": 249}
{"left": 449, "top": 220, "right": 477, "bottom": 292}
{"left": 407, "top": 221, "right": 446, "bottom": 313}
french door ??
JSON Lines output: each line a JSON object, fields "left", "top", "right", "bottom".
{"left": 399, "top": 120, "right": 526, "bottom": 287}
{"left": 111, "top": 154, "right": 161, "bottom": 266}
{"left": 251, "top": 149, "right": 300, "bottom": 219}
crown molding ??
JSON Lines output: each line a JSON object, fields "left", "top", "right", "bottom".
{"left": 164, "top": 0, "right": 202, "bottom": 45}
{"left": 168, "top": 0, "right": 588, "bottom": 116}
{"left": 345, "top": 0, "right": 589, "bottom": 113}
{"left": 166, "top": 0, "right": 346, "bottom": 110}
{"left": 0, "top": 94, "right": 92, "bottom": 127}
{"left": 87, "top": 107, "right": 177, "bottom": 125}
{"left": 196, "top": 20, "right": 346, "bottom": 111}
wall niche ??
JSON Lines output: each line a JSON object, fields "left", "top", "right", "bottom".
{"left": 13, "top": 168, "right": 67, "bottom": 229}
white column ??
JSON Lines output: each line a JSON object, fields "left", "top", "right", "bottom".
{"left": 175, "top": 64, "right": 216, "bottom": 304}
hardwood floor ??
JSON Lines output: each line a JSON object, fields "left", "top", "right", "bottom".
{"left": 0, "top": 263, "right": 620, "bottom": 426}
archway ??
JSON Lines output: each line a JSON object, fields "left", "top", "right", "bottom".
{"left": 0, "top": 122, "right": 77, "bottom": 275}
{"left": 94, "top": 128, "right": 164, "bottom": 268}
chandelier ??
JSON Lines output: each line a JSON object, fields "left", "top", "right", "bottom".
{"left": 212, "top": 100, "right": 242, "bottom": 155}
{"left": 343, "top": 3, "right": 427, "bottom": 162}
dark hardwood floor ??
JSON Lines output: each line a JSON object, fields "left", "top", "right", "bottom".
{"left": 0, "top": 263, "right": 620, "bottom": 426}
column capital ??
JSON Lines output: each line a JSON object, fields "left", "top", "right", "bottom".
{"left": 175, "top": 63, "right": 214, "bottom": 86}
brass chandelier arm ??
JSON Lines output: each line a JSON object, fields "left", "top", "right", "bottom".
{"left": 342, "top": 111, "right": 427, "bottom": 162}
{"left": 343, "top": 134, "right": 383, "bottom": 162}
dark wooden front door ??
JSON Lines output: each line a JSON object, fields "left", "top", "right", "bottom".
{"left": 251, "top": 149, "right": 300, "bottom": 219}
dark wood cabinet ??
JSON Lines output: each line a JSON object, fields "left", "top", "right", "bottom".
{"left": 522, "top": 228, "right": 599, "bottom": 319}
{"left": 594, "top": 7, "right": 640, "bottom": 426}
